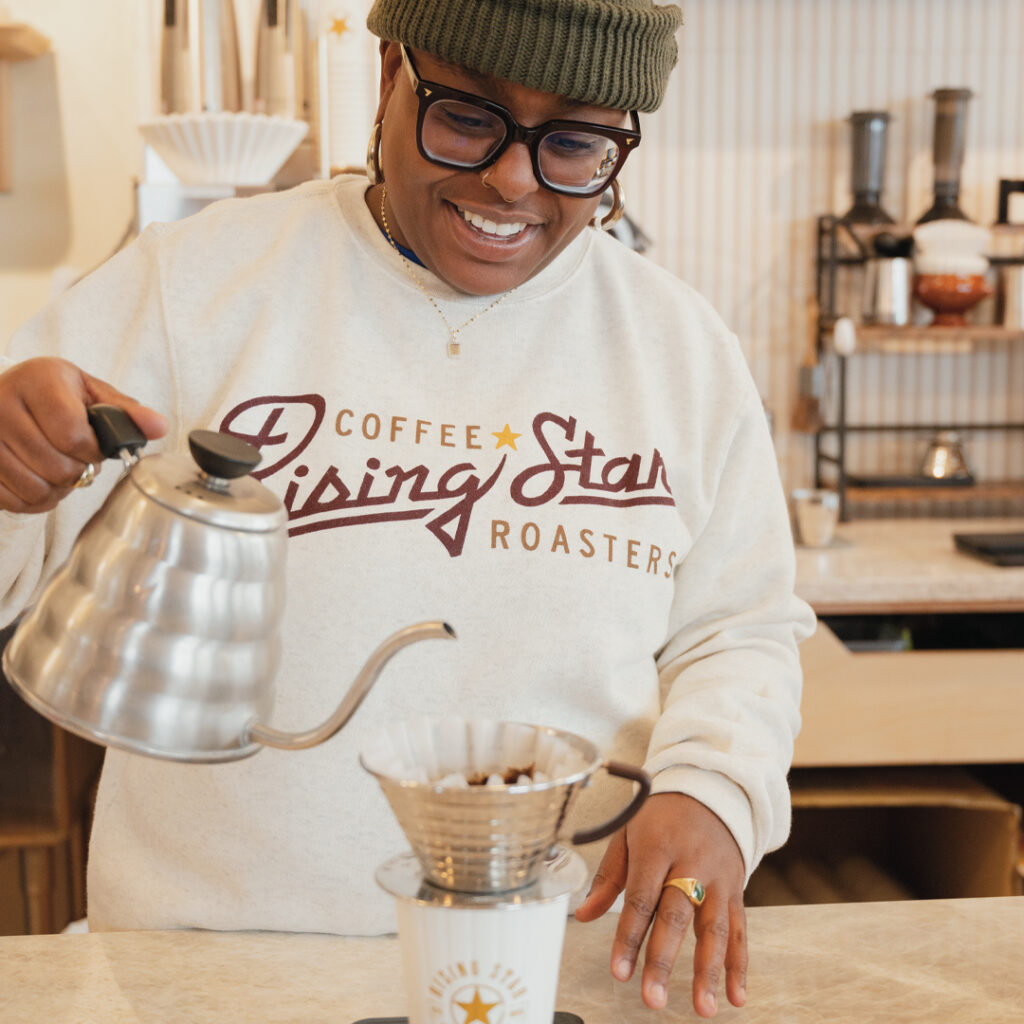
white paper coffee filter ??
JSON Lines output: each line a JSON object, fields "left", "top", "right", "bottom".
{"left": 913, "top": 219, "right": 992, "bottom": 257}
{"left": 360, "top": 717, "right": 591, "bottom": 786}
{"left": 394, "top": 897, "right": 570, "bottom": 1024}
{"left": 138, "top": 112, "right": 308, "bottom": 186}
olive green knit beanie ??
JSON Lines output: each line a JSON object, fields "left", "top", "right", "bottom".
{"left": 366, "top": 0, "right": 683, "bottom": 113}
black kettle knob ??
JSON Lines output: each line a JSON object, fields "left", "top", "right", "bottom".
{"left": 188, "top": 429, "right": 262, "bottom": 480}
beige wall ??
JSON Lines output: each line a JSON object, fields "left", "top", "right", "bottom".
{"left": 1, "top": 0, "right": 141, "bottom": 343}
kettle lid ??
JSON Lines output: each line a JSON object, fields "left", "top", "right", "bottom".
{"left": 129, "top": 429, "right": 286, "bottom": 532}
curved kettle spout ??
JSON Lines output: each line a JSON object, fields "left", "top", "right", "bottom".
{"left": 246, "top": 621, "right": 456, "bottom": 751}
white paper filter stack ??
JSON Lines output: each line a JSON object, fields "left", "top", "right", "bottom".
{"left": 138, "top": 112, "right": 308, "bottom": 186}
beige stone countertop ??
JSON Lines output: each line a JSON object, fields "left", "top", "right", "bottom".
{"left": 2, "top": 898, "right": 1024, "bottom": 1022}
{"left": 794, "top": 516, "right": 1024, "bottom": 613}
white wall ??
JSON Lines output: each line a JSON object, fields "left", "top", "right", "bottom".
{"left": 4, "top": 0, "right": 1024, "bottom": 491}
{"left": 628, "top": 0, "right": 1024, "bottom": 489}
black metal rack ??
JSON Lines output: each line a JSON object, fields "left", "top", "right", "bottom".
{"left": 812, "top": 214, "right": 1024, "bottom": 521}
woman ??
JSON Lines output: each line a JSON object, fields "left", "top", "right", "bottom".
{"left": 0, "top": 1, "right": 813, "bottom": 1017}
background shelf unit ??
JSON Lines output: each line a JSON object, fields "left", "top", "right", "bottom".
{"left": 813, "top": 214, "right": 1024, "bottom": 521}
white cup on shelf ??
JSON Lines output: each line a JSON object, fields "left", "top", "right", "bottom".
{"left": 791, "top": 489, "right": 840, "bottom": 547}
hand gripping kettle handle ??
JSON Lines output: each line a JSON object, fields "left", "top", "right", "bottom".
{"left": 569, "top": 761, "right": 652, "bottom": 845}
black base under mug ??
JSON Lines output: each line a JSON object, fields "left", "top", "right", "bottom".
{"left": 353, "top": 1014, "right": 584, "bottom": 1024}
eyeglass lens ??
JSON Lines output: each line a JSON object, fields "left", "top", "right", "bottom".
{"left": 421, "top": 99, "right": 624, "bottom": 193}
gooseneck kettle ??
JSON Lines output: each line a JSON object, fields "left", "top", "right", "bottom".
{"left": 2, "top": 406, "right": 454, "bottom": 763}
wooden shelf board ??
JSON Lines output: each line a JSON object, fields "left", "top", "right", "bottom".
{"left": 824, "top": 323, "right": 1024, "bottom": 353}
{"left": 845, "top": 480, "right": 1024, "bottom": 504}
{"left": 0, "top": 24, "right": 51, "bottom": 62}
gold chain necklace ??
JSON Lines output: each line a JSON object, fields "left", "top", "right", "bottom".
{"left": 379, "top": 185, "right": 515, "bottom": 357}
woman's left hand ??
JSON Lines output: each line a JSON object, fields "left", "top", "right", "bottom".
{"left": 573, "top": 792, "right": 747, "bottom": 1017}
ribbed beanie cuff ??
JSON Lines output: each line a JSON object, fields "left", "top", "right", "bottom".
{"left": 367, "top": 0, "right": 683, "bottom": 113}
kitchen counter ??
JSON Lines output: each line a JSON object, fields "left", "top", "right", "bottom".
{"left": 793, "top": 517, "right": 1024, "bottom": 766}
{"left": 2, "top": 898, "right": 1023, "bottom": 1023}
{"left": 795, "top": 516, "right": 1024, "bottom": 614}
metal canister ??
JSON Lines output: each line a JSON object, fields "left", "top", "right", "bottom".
{"left": 862, "top": 257, "right": 913, "bottom": 325}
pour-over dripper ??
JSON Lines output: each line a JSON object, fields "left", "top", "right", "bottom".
{"left": 360, "top": 718, "right": 650, "bottom": 893}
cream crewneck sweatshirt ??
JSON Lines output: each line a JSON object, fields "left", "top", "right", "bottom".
{"left": 0, "top": 176, "right": 814, "bottom": 933}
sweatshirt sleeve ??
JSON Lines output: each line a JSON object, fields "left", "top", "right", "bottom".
{"left": 0, "top": 226, "right": 179, "bottom": 629}
{"left": 645, "top": 376, "right": 816, "bottom": 882}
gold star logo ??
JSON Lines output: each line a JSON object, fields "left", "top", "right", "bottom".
{"left": 329, "top": 15, "right": 350, "bottom": 36}
{"left": 492, "top": 423, "right": 521, "bottom": 450}
{"left": 455, "top": 988, "right": 500, "bottom": 1023}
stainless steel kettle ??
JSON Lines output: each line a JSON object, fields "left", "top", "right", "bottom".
{"left": 920, "top": 429, "right": 972, "bottom": 481}
{"left": 2, "top": 406, "right": 454, "bottom": 763}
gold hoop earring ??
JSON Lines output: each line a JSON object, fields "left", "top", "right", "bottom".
{"left": 592, "top": 179, "right": 625, "bottom": 231}
{"left": 481, "top": 168, "right": 515, "bottom": 204}
{"left": 366, "top": 122, "right": 383, "bottom": 185}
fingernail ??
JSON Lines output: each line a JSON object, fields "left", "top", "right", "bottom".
{"left": 612, "top": 957, "right": 632, "bottom": 981}
{"left": 704, "top": 991, "right": 718, "bottom": 1015}
{"left": 648, "top": 982, "right": 667, "bottom": 1008}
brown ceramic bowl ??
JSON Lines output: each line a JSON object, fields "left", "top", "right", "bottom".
{"left": 914, "top": 273, "right": 992, "bottom": 326}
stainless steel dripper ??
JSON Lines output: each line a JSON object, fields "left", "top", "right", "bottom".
{"left": 361, "top": 717, "right": 651, "bottom": 893}
{"left": 2, "top": 405, "right": 454, "bottom": 762}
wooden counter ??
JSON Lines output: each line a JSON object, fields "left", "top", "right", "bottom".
{"left": 1, "top": 899, "right": 1023, "bottom": 1022}
{"left": 793, "top": 517, "right": 1024, "bottom": 767}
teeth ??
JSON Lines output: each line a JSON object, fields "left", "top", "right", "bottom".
{"left": 458, "top": 206, "right": 528, "bottom": 237}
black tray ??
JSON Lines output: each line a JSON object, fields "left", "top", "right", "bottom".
{"left": 846, "top": 473, "right": 976, "bottom": 489}
{"left": 353, "top": 1015, "right": 584, "bottom": 1024}
{"left": 954, "top": 531, "right": 1024, "bottom": 566}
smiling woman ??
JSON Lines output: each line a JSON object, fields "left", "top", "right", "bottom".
{"left": 0, "top": 1, "right": 815, "bottom": 1021}
{"left": 363, "top": 0, "right": 672, "bottom": 297}
{"left": 369, "top": 45, "right": 638, "bottom": 296}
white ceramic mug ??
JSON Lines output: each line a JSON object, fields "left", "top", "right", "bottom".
{"left": 791, "top": 488, "right": 840, "bottom": 547}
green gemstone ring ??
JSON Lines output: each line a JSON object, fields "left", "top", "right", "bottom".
{"left": 662, "top": 876, "right": 706, "bottom": 906}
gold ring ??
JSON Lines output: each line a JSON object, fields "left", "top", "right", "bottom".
{"left": 72, "top": 463, "right": 97, "bottom": 489}
{"left": 662, "top": 877, "right": 705, "bottom": 906}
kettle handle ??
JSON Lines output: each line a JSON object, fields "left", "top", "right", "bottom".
{"left": 87, "top": 404, "right": 148, "bottom": 460}
{"left": 569, "top": 760, "right": 651, "bottom": 845}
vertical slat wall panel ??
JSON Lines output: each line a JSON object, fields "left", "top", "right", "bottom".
{"left": 625, "top": 0, "right": 1024, "bottom": 492}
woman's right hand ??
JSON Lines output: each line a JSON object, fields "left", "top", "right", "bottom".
{"left": 0, "top": 357, "right": 168, "bottom": 514}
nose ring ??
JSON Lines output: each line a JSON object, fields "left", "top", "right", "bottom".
{"left": 480, "top": 169, "right": 515, "bottom": 204}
